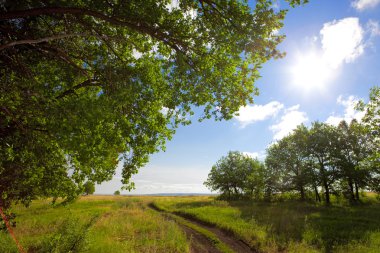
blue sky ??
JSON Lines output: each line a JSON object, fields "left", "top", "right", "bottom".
{"left": 96, "top": 0, "right": 380, "bottom": 194}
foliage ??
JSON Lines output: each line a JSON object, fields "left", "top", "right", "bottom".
{"left": 204, "top": 151, "right": 265, "bottom": 199}
{"left": 0, "top": 210, "right": 16, "bottom": 231}
{"left": 264, "top": 119, "right": 378, "bottom": 204}
{"left": 358, "top": 86, "right": 380, "bottom": 192}
{"left": 335, "top": 120, "right": 371, "bottom": 201}
{"left": 83, "top": 181, "right": 95, "bottom": 196}
{"left": 0, "top": 0, "right": 305, "bottom": 208}
{"left": 265, "top": 124, "right": 312, "bottom": 201}
{"left": 114, "top": 190, "right": 120, "bottom": 196}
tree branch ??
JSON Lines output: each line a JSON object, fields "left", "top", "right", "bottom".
{"left": 0, "top": 7, "right": 187, "bottom": 55}
{"left": 56, "top": 79, "right": 101, "bottom": 99}
{"left": 0, "top": 7, "right": 138, "bottom": 29}
{"left": 0, "top": 33, "right": 84, "bottom": 51}
{"left": 36, "top": 45, "right": 91, "bottom": 77}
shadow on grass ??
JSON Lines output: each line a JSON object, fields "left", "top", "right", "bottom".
{"left": 226, "top": 200, "right": 380, "bottom": 252}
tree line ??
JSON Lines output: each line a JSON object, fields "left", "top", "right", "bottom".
{"left": 205, "top": 87, "right": 380, "bottom": 204}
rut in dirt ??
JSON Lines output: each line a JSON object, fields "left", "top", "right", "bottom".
{"left": 173, "top": 211, "right": 256, "bottom": 253}
{"left": 148, "top": 203, "right": 256, "bottom": 253}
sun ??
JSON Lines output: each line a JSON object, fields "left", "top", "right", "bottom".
{"left": 290, "top": 51, "right": 334, "bottom": 93}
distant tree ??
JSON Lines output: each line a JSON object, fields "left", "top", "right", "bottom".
{"left": 0, "top": 0, "right": 307, "bottom": 209}
{"left": 114, "top": 190, "right": 121, "bottom": 196}
{"left": 204, "top": 151, "right": 263, "bottom": 199}
{"left": 83, "top": 181, "right": 95, "bottom": 196}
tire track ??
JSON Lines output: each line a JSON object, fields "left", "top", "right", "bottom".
{"left": 148, "top": 203, "right": 256, "bottom": 253}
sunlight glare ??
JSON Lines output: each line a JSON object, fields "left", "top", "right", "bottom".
{"left": 290, "top": 51, "right": 333, "bottom": 93}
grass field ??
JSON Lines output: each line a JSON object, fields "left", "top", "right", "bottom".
{"left": 0, "top": 196, "right": 189, "bottom": 253}
{"left": 153, "top": 194, "right": 380, "bottom": 253}
{"left": 1, "top": 195, "right": 379, "bottom": 253}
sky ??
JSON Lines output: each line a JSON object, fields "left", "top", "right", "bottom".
{"left": 95, "top": 0, "right": 380, "bottom": 195}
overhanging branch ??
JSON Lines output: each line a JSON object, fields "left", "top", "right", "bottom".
{"left": 0, "top": 34, "right": 84, "bottom": 51}
{"left": 56, "top": 79, "right": 101, "bottom": 99}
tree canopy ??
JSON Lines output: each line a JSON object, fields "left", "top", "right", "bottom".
{"left": 265, "top": 120, "right": 378, "bottom": 204}
{"left": 204, "top": 151, "right": 265, "bottom": 199}
{"left": 0, "top": 0, "right": 307, "bottom": 208}
{"left": 83, "top": 181, "right": 95, "bottom": 195}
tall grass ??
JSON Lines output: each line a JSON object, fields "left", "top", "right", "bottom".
{"left": 153, "top": 194, "right": 380, "bottom": 253}
{"left": 0, "top": 196, "right": 189, "bottom": 253}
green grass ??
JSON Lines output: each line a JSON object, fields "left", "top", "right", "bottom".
{"left": 2, "top": 195, "right": 379, "bottom": 253}
{"left": 153, "top": 195, "right": 380, "bottom": 253}
{"left": 0, "top": 196, "right": 189, "bottom": 253}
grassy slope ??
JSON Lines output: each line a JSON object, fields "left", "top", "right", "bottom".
{"left": 0, "top": 196, "right": 189, "bottom": 253}
{"left": 153, "top": 195, "right": 380, "bottom": 253}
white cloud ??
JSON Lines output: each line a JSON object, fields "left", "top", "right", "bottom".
{"left": 352, "top": 0, "right": 380, "bottom": 11}
{"left": 235, "top": 101, "right": 284, "bottom": 127}
{"left": 290, "top": 17, "right": 380, "bottom": 92}
{"left": 320, "top": 17, "right": 365, "bottom": 69}
{"left": 270, "top": 105, "right": 308, "bottom": 140}
{"left": 96, "top": 164, "right": 212, "bottom": 194}
{"left": 326, "top": 95, "right": 365, "bottom": 126}
{"left": 243, "top": 151, "right": 266, "bottom": 161}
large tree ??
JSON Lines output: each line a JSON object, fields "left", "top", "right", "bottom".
{"left": 358, "top": 86, "right": 380, "bottom": 193}
{"left": 0, "top": 0, "right": 306, "bottom": 208}
{"left": 265, "top": 125, "right": 312, "bottom": 201}
{"left": 335, "top": 120, "right": 370, "bottom": 201}
{"left": 306, "top": 122, "right": 340, "bottom": 204}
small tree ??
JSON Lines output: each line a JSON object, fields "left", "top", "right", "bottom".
{"left": 204, "top": 151, "right": 264, "bottom": 200}
{"left": 114, "top": 190, "right": 121, "bottom": 196}
{"left": 83, "top": 181, "right": 95, "bottom": 195}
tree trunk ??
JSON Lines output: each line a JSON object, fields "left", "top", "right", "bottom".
{"left": 314, "top": 185, "right": 321, "bottom": 202}
{"left": 354, "top": 181, "right": 360, "bottom": 201}
{"left": 299, "top": 185, "right": 305, "bottom": 201}
{"left": 234, "top": 186, "right": 239, "bottom": 196}
{"left": 348, "top": 179, "right": 355, "bottom": 202}
{"left": 324, "top": 181, "right": 330, "bottom": 205}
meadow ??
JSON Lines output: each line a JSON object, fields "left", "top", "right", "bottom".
{"left": 0, "top": 196, "right": 189, "bottom": 253}
{"left": 1, "top": 194, "right": 379, "bottom": 253}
